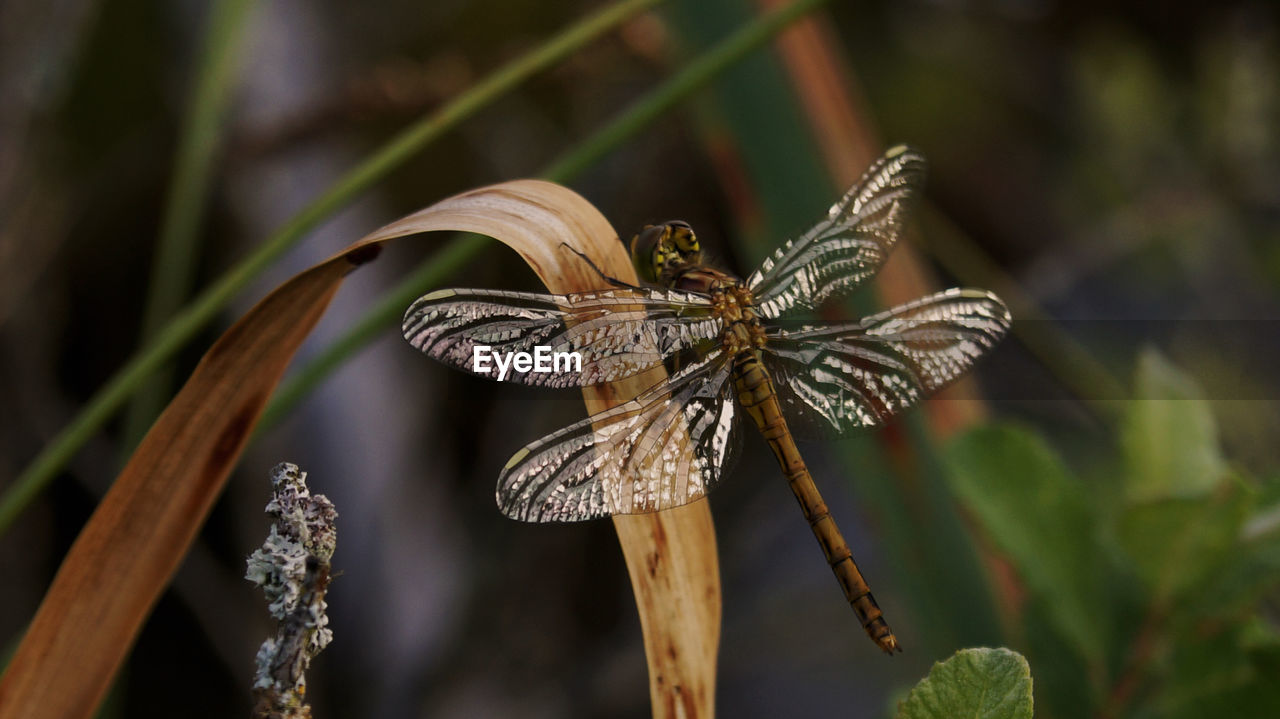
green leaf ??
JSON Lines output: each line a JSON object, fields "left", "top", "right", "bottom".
{"left": 1195, "top": 498, "right": 1280, "bottom": 617}
{"left": 1122, "top": 349, "right": 1226, "bottom": 501}
{"left": 1148, "top": 618, "right": 1280, "bottom": 719}
{"left": 945, "top": 424, "right": 1108, "bottom": 668}
{"left": 1022, "top": 598, "right": 1100, "bottom": 719}
{"left": 895, "top": 648, "right": 1033, "bottom": 719}
{"left": 1117, "top": 485, "right": 1251, "bottom": 604}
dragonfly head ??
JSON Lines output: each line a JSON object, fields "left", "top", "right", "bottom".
{"left": 629, "top": 221, "right": 701, "bottom": 285}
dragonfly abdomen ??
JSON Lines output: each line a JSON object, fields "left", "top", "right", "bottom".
{"left": 733, "top": 352, "right": 902, "bottom": 654}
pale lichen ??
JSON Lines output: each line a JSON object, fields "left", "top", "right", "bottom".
{"left": 246, "top": 463, "right": 337, "bottom": 719}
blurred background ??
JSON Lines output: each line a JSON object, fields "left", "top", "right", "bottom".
{"left": 2, "top": 0, "right": 1278, "bottom": 717}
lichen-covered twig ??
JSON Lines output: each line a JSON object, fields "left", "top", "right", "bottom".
{"left": 246, "top": 463, "right": 337, "bottom": 719}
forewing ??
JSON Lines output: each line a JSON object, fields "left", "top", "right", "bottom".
{"left": 496, "top": 352, "right": 742, "bottom": 522}
{"left": 747, "top": 146, "right": 927, "bottom": 319}
{"left": 763, "top": 289, "right": 1010, "bottom": 438}
{"left": 403, "top": 287, "right": 721, "bottom": 387}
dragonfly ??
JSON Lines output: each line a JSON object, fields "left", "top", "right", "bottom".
{"left": 402, "top": 146, "right": 1010, "bottom": 654}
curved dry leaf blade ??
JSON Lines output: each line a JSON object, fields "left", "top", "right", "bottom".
{"left": 613, "top": 503, "right": 720, "bottom": 718}
{"left": 1, "top": 180, "right": 719, "bottom": 719}
{"left": 355, "top": 179, "right": 721, "bottom": 717}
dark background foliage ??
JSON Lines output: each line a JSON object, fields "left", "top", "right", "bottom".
{"left": 1, "top": 0, "right": 1277, "bottom": 717}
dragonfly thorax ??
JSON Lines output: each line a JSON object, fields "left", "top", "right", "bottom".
{"left": 711, "top": 284, "right": 767, "bottom": 355}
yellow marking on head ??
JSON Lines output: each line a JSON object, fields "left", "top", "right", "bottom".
{"left": 670, "top": 223, "right": 698, "bottom": 252}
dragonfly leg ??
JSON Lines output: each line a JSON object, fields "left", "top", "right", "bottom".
{"left": 559, "top": 243, "right": 641, "bottom": 290}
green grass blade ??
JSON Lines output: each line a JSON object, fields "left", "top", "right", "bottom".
{"left": 122, "top": 0, "right": 258, "bottom": 451}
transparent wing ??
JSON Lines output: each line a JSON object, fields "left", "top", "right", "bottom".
{"left": 747, "top": 146, "right": 927, "bottom": 319}
{"left": 402, "top": 287, "right": 722, "bottom": 388}
{"left": 496, "top": 351, "right": 742, "bottom": 522}
{"left": 763, "top": 289, "right": 1011, "bottom": 438}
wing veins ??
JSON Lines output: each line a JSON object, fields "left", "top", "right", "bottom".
{"left": 497, "top": 350, "right": 735, "bottom": 522}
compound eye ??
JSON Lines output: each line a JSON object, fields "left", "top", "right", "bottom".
{"left": 629, "top": 225, "right": 667, "bottom": 282}
{"left": 630, "top": 225, "right": 663, "bottom": 256}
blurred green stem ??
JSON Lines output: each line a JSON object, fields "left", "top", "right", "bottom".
{"left": 0, "top": 0, "right": 662, "bottom": 535}
{"left": 542, "top": 0, "right": 829, "bottom": 180}
{"left": 918, "top": 205, "right": 1128, "bottom": 409}
{"left": 261, "top": 0, "right": 833, "bottom": 428}
{"left": 121, "top": 0, "right": 257, "bottom": 453}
